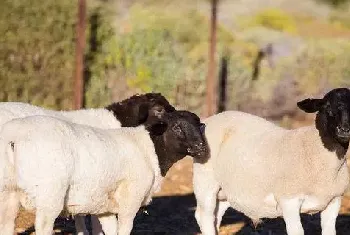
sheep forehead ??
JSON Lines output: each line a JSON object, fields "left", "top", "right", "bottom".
{"left": 324, "top": 88, "right": 350, "bottom": 108}
{"left": 166, "top": 118, "right": 201, "bottom": 135}
{"left": 165, "top": 110, "right": 200, "bottom": 123}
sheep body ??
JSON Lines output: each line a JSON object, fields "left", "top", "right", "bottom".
{"left": 0, "top": 103, "right": 118, "bottom": 235}
{"left": 0, "top": 115, "right": 161, "bottom": 235}
{"left": 2, "top": 115, "right": 161, "bottom": 211}
{"left": 194, "top": 110, "right": 349, "bottom": 234}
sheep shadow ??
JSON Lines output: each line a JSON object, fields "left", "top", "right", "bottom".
{"left": 18, "top": 193, "right": 350, "bottom": 235}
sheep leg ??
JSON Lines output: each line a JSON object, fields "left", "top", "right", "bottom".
{"left": 91, "top": 214, "right": 105, "bottom": 235}
{"left": 215, "top": 200, "right": 230, "bottom": 231}
{"left": 193, "top": 164, "right": 220, "bottom": 235}
{"left": 74, "top": 215, "right": 90, "bottom": 235}
{"left": 117, "top": 179, "right": 151, "bottom": 235}
{"left": 320, "top": 196, "right": 341, "bottom": 235}
{"left": 280, "top": 198, "right": 304, "bottom": 235}
{"left": 34, "top": 185, "right": 66, "bottom": 235}
{"left": 194, "top": 187, "right": 220, "bottom": 235}
{"left": 0, "top": 191, "right": 19, "bottom": 235}
{"left": 35, "top": 209, "right": 59, "bottom": 235}
{"left": 75, "top": 215, "right": 104, "bottom": 235}
{"left": 97, "top": 214, "right": 118, "bottom": 235}
{"left": 117, "top": 204, "right": 140, "bottom": 235}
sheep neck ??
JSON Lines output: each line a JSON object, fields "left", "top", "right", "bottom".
{"left": 149, "top": 135, "right": 187, "bottom": 177}
{"left": 105, "top": 103, "right": 143, "bottom": 127}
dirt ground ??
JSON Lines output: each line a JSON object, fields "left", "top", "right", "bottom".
{"left": 14, "top": 156, "right": 350, "bottom": 235}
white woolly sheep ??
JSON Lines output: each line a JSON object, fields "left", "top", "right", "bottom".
{"left": 193, "top": 88, "right": 350, "bottom": 235}
{"left": 0, "top": 110, "right": 207, "bottom": 235}
{"left": 0, "top": 93, "right": 175, "bottom": 235}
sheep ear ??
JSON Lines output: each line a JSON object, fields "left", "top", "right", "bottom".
{"left": 147, "top": 121, "right": 168, "bottom": 136}
{"left": 137, "top": 103, "right": 150, "bottom": 124}
{"left": 297, "top": 98, "right": 325, "bottom": 113}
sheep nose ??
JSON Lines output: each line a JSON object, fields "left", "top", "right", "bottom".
{"left": 336, "top": 126, "right": 350, "bottom": 139}
{"left": 343, "top": 127, "right": 350, "bottom": 132}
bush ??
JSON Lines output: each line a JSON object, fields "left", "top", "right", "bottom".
{"left": 0, "top": 0, "right": 77, "bottom": 109}
{"left": 108, "top": 4, "right": 256, "bottom": 114}
{"left": 316, "top": 0, "right": 350, "bottom": 7}
{"left": 0, "top": 0, "right": 117, "bottom": 109}
{"left": 247, "top": 8, "right": 298, "bottom": 34}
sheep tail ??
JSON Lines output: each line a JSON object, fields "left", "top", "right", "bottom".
{"left": 0, "top": 136, "right": 17, "bottom": 190}
{"left": 6, "top": 141, "right": 15, "bottom": 166}
{"left": 0, "top": 121, "right": 24, "bottom": 190}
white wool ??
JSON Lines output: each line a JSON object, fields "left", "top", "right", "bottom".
{"left": 0, "top": 102, "right": 121, "bottom": 128}
{"left": 193, "top": 111, "right": 349, "bottom": 235}
{"left": 0, "top": 102, "right": 122, "bottom": 235}
{"left": 0, "top": 115, "right": 162, "bottom": 234}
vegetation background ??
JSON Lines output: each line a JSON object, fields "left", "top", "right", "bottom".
{"left": 2, "top": 0, "right": 350, "bottom": 234}
{"left": 2, "top": 0, "right": 350, "bottom": 123}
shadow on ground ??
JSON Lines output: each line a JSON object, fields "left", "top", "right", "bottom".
{"left": 18, "top": 193, "right": 350, "bottom": 235}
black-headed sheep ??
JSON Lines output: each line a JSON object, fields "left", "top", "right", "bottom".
{"left": 194, "top": 88, "right": 350, "bottom": 235}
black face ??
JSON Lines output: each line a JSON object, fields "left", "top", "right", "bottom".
{"left": 297, "top": 88, "right": 350, "bottom": 144}
{"left": 147, "top": 110, "right": 208, "bottom": 161}
{"left": 105, "top": 93, "right": 176, "bottom": 127}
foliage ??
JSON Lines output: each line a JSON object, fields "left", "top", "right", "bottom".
{"left": 293, "top": 39, "right": 350, "bottom": 91}
{"left": 106, "top": 4, "right": 257, "bottom": 113}
{"left": 84, "top": 4, "right": 117, "bottom": 108}
{"left": 0, "top": 0, "right": 118, "bottom": 109}
{"left": 316, "top": 0, "right": 350, "bottom": 7}
{"left": 329, "top": 10, "right": 350, "bottom": 29}
{"left": 2, "top": 0, "right": 350, "bottom": 118}
{"left": 246, "top": 8, "right": 298, "bottom": 34}
{"left": 0, "top": 0, "right": 76, "bottom": 109}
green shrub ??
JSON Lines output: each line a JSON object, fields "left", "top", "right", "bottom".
{"left": 329, "top": 10, "right": 350, "bottom": 29}
{"left": 0, "top": 0, "right": 76, "bottom": 109}
{"left": 246, "top": 8, "right": 298, "bottom": 34}
{"left": 107, "top": 4, "right": 256, "bottom": 114}
{"left": 84, "top": 4, "right": 118, "bottom": 108}
{"left": 0, "top": 0, "right": 117, "bottom": 109}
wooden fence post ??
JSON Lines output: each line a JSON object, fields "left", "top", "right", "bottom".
{"left": 73, "top": 0, "right": 86, "bottom": 110}
{"left": 205, "top": 0, "right": 218, "bottom": 117}
{"left": 218, "top": 55, "right": 228, "bottom": 113}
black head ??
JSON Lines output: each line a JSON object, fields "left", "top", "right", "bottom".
{"left": 145, "top": 110, "right": 208, "bottom": 176}
{"left": 297, "top": 88, "right": 350, "bottom": 146}
{"left": 105, "top": 93, "right": 176, "bottom": 127}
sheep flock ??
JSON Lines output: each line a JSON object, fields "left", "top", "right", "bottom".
{"left": 1, "top": 88, "right": 350, "bottom": 235}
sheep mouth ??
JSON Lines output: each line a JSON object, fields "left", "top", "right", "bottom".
{"left": 336, "top": 134, "right": 350, "bottom": 143}
{"left": 187, "top": 143, "right": 208, "bottom": 158}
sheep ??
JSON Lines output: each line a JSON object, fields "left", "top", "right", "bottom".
{"left": 0, "top": 93, "right": 175, "bottom": 235}
{"left": 0, "top": 110, "right": 208, "bottom": 235}
{"left": 193, "top": 87, "right": 350, "bottom": 235}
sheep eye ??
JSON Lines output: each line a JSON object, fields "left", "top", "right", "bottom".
{"left": 323, "top": 103, "right": 333, "bottom": 116}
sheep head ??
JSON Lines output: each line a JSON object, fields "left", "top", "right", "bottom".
{"left": 298, "top": 87, "right": 350, "bottom": 147}
{"left": 105, "top": 93, "right": 175, "bottom": 127}
{"left": 146, "top": 110, "right": 208, "bottom": 176}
